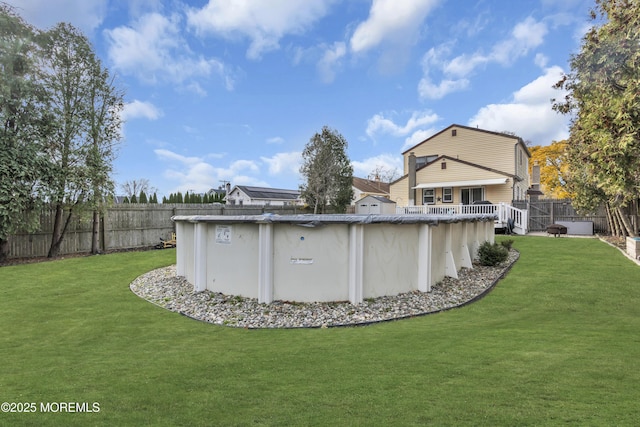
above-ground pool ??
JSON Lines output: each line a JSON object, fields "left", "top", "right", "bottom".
{"left": 172, "top": 214, "right": 496, "bottom": 304}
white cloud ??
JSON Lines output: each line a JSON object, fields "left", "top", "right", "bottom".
{"left": 3, "top": 0, "right": 107, "bottom": 33}
{"left": 419, "top": 16, "right": 548, "bottom": 100}
{"left": 261, "top": 152, "right": 302, "bottom": 175}
{"left": 401, "top": 128, "right": 439, "bottom": 152}
{"left": 417, "top": 77, "right": 469, "bottom": 100}
{"left": 122, "top": 100, "right": 162, "bottom": 121}
{"left": 350, "top": 0, "right": 440, "bottom": 53}
{"left": 105, "top": 12, "right": 233, "bottom": 91}
{"left": 468, "top": 66, "right": 569, "bottom": 145}
{"left": 186, "top": 0, "right": 333, "bottom": 60}
{"left": 155, "top": 148, "right": 267, "bottom": 193}
{"left": 317, "top": 42, "right": 346, "bottom": 84}
{"left": 351, "top": 154, "right": 403, "bottom": 179}
{"left": 366, "top": 110, "right": 439, "bottom": 139}
{"left": 266, "top": 136, "right": 285, "bottom": 145}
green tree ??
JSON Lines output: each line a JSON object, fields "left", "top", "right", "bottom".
{"left": 300, "top": 126, "right": 354, "bottom": 213}
{"left": 39, "top": 22, "right": 120, "bottom": 257}
{"left": 0, "top": 5, "right": 51, "bottom": 261}
{"left": 85, "top": 57, "right": 123, "bottom": 254}
{"left": 553, "top": 0, "right": 640, "bottom": 236}
{"left": 138, "top": 190, "right": 148, "bottom": 204}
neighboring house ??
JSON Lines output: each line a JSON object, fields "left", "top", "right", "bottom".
{"left": 351, "top": 176, "right": 390, "bottom": 205}
{"left": 225, "top": 185, "right": 303, "bottom": 206}
{"left": 389, "top": 124, "right": 530, "bottom": 207}
{"left": 355, "top": 195, "right": 396, "bottom": 214}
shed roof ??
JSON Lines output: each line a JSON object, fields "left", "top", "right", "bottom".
{"left": 235, "top": 185, "right": 301, "bottom": 200}
{"left": 357, "top": 195, "right": 395, "bottom": 204}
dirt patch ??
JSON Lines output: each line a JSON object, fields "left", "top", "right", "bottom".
{"left": 599, "top": 235, "right": 626, "bottom": 250}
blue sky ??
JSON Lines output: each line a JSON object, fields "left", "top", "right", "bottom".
{"left": 7, "top": 0, "right": 591, "bottom": 198}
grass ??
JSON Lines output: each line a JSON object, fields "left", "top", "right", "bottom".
{"left": 1, "top": 237, "right": 640, "bottom": 426}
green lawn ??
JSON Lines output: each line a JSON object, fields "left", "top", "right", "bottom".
{"left": 1, "top": 237, "right": 640, "bottom": 426}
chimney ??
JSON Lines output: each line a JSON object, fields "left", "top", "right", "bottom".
{"left": 408, "top": 152, "right": 416, "bottom": 206}
{"left": 529, "top": 161, "right": 542, "bottom": 201}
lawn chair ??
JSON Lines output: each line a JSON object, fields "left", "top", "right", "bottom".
{"left": 157, "top": 232, "right": 177, "bottom": 249}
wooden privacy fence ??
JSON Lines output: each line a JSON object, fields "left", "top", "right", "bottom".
{"left": 7, "top": 204, "right": 301, "bottom": 259}
{"left": 512, "top": 199, "right": 610, "bottom": 233}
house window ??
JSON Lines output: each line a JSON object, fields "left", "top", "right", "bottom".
{"left": 442, "top": 187, "right": 453, "bottom": 203}
{"left": 423, "top": 188, "right": 435, "bottom": 205}
{"left": 452, "top": 129, "right": 457, "bottom": 136}
{"left": 441, "top": 161, "right": 446, "bottom": 170}
{"left": 415, "top": 155, "right": 438, "bottom": 169}
{"left": 460, "top": 187, "right": 484, "bottom": 205}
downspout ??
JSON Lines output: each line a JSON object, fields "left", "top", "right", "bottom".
{"left": 408, "top": 152, "right": 416, "bottom": 206}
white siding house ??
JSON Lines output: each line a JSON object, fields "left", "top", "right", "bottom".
{"left": 226, "top": 185, "right": 303, "bottom": 206}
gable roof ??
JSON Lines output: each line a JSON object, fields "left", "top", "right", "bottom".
{"left": 352, "top": 177, "right": 390, "bottom": 194}
{"left": 390, "top": 154, "right": 520, "bottom": 186}
{"left": 402, "top": 123, "right": 531, "bottom": 157}
{"left": 234, "top": 185, "right": 301, "bottom": 201}
{"left": 357, "top": 195, "right": 395, "bottom": 204}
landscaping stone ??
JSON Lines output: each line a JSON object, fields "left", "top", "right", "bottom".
{"left": 130, "top": 250, "right": 518, "bottom": 329}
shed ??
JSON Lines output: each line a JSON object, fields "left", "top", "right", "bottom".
{"left": 355, "top": 195, "right": 396, "bottom": 215}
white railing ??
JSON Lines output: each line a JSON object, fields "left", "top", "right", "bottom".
{"left": 396, "top": 203, "right": 528, "bottom": 234}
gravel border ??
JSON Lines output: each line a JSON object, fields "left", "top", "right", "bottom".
{"left": 130, "top": 250, "right": 519, "bottom": 329}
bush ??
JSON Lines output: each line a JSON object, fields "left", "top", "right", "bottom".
{"left": 501, "top": 239, "right": 514, "bottom": 250}
{"left": 478, "top": 241, "right": 509, "bottom": 266}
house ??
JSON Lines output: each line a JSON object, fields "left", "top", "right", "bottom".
{"left": 225, "top": 185, "right": 303, "bottom": 206}
{"left": 355, "top": 195, "right": 396, "bottom": 214}
{"left": 389, "top": 124, "right": 530, "bottom": 234}
{"left": 351, "top": 176, "right": 390, "bottom": 205}
{"left": 389, "top": 124, "right": 530, "bottom": 207}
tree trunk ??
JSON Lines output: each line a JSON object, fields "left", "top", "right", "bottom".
{"left": 616, "top": 206, "right": 636, "bottom": 237}
{"left": 0, "top": 238, "right": 9, "bottom": 263}
{"left": 606, "top": 203, "right": 618, "bottom": 236}
{"left": 48, "top": 203, "right": 65, "bottom": 258}
{"left": 48, "top": 204, "right": 75, "bottom": 258}
{"left": 91, "top": 210, "right": 100, "bottom": 254}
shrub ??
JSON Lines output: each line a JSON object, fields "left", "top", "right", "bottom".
{"left": 501, "top": 239, "right": 514, "bottom": 250}
{"left": 478, "top": 241, "right": 509, "bottom": 266}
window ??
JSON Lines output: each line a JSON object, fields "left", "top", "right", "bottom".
{"left": 423, "top": 188, "right": 435, "bottom": 205}
{"left": 441, "top": 161, "right": 447, "bottom": 170}
{"left": 460, "top": 187, "right": 484, "bottom": 205}
{"left": 442, "top": 187, "right": 453, "bottom": 203}
{"left": 415, "top": 154, "right": 438, "bottom": 169}
{"left": 452, "top": 129, "right": 457, "bottom": 136}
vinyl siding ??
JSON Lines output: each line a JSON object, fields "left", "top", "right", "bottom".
{"left": 403, "top": 125, "right": 519, "bottom": 175}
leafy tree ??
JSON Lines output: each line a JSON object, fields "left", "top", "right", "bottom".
{"left": 85, "top": 57, "right": 123, "bottom": 254}
{"left": 553, "top": 0, "right": 640, "bottom": 236}
{"left": 528, "top": 141, "right": 570, "bottom": 199}
{"left": 0, "top": 5, "right": 51, "bottom": 261}
{"left": 300, "top": 126, "right": 354, "bottom": 213}
{"left": 39, "top": 23, "right": 121, "bottom": 256}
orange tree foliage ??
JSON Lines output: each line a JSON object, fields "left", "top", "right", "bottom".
{"left": 528, "top": 140, "right": 571, "bottom": 199}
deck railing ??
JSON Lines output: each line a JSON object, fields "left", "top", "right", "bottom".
{"left": 396, "top": 203, "right": 528, "bottom": 234}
